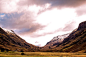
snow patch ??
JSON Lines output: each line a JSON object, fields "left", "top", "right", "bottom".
{"left": 3, "top": 28, "right": 13, "bottom": 33}
{"left": 52, "top": 33, "right": 70, "bottom": 41}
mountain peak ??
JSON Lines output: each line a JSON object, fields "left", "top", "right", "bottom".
{"left": 78, "top": 21, "right": 86, "bottom": 30}
{"left": 42, "top": 21, "right": 86, "bottom": 52}
{"left": 0, "top": 27, "right": 39, "bottom": 52}
{"left": 43, "top": 33, "right": 70, "bottom": 50}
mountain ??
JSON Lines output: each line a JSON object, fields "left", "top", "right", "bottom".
{"left": 0, "top": 21, "right": 86, "bottom": 52}
{"left": 0, "top": 27, "right": 39, "bottom": 52}
{"left": 42, "top": 33, "right": 70, "bottom": 50}
{"left": 59, "top": 21, "right": 86, "bottom": 52}
{"left": 42, "top": 21, "right": 86, "bottom": 52}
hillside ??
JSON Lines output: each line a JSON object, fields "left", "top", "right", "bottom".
{"left": 42, "top": 33, "right": 70, "bottom": 50}
{"left": 0, "top": 21, "right": 86, "bottom": 52}
{"left": 42, "top": 21, "right": 86, "bottom": 52}
{"left": 59, "top": 21, "right": 86, "bottom": 52}
{"left": 0, "top": 27, "right": 39, "bottom": 52}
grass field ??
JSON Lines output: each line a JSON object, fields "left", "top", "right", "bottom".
{"left": 0, "top": 52, "right": 86, "bottom": 57}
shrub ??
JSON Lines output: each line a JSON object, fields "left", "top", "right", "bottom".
{"left": 21, "top": 52, "right": 25, "bottom": 55}
{"left": 1, "top": 48, "right": 5, "bottom": 52}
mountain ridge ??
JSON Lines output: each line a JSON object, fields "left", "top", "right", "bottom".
{"left": 41, "top": 21, "right": 86, "bottom": 52}
{"left": 42, "top": 33, "right": 70, "bottom": 50}
{"left": 0, "top": 21, "right": 86, "bottom": 52}
{"left": 0, "top": 27, "right": 39, "bottom": 52}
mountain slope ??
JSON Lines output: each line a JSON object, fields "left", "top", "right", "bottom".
{"left": 0, "top": 27, "right": 39, "bottom": 52}
{"left": 0, "top": 21, "right": 86, "bottom": 52}
{"left": 59, "top": 21, "right": 86, "bottom": 52}
{"left": 42, "top": 33, "right": 70, "bottom": 50}
{"left": 42, "top": 21, "right": 86, "bottom": 52}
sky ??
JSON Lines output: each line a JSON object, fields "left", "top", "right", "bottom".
{"left": 0, "top": 0, "right": 86, "bottom": 47}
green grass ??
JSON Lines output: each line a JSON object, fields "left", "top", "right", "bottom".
{"left": 0, "top": 52, "right": 86, "bottom": 57}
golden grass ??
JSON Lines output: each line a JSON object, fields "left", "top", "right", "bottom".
{"left": 0, "top": 52, "right": 86, "bottom": 57}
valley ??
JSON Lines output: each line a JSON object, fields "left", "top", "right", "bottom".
{"left": 0, "top": 52, "right": 86, "bottom": 57}
{"left": 0, "top": 21, "right": 86, "bottom": 57}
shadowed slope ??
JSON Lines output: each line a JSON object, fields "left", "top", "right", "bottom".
{"left": 59, "top": 21, "right": 86, "bottom": 52}
{"left": 0, "top": 27, "right": 39, "bottom": 52}
{"left": 42, "top": 21, "right": 86, "bottom": 52}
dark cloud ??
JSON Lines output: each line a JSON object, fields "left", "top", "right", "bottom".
{"left": 17, "top": 24, "right": 45, "bottom": 35}
{"left": 50, "top": 0, "right": 86, "bottom": 8}
{"left": 0, "top": 0, "right": 86, "bottom": 38}
{"left": 0, "top": 12, "right": 45, "bottom": 35}
{"left": 30, "top": 28, "right": 62, "bottom": 37}
{"left": 18, "top": 0, "right": 86, "bottom": 8}
{"left": 17, "top": 0, "right": 86, "bottom": 14}
{"left": 0, "top": 13, "right": 23, "bottom": 29}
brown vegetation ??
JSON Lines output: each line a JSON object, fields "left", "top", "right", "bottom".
{"left": 0, "top": 21, "right": 86, "bottom": 52}
{"left": 0, "top": 27, "right": 39, "bottom": 52}
{"left": 41, "top": 21, "right": 86, "bottom": 52}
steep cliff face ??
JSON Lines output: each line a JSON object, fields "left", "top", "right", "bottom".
{"left": 0, "top": 27, "right": 39, "bottom": 52}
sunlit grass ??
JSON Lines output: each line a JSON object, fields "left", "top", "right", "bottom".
{"left": 0, "top": 52, "right": 86, "bottom": 57}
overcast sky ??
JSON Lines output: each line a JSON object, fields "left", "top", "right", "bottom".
{"left": 0, "top": 0, "right": 86, "bottom": 47}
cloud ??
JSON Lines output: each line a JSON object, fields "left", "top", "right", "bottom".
{"left": 30, "top": 21, "right": 77, "bottom": 38}
{"left": 18, "top": 0, "right": 86, "bottom": 8}
{"left": 0, "top": 0, "right": 86, "bottom": 46}
{"left": 30, "top": 28, "right": 62, "bottom": 38}
{"left": 0, "top": 0, "right": 46, "bottom": 36}
{"left": 17, "top": 0, "right": 86, "bottom": 15}
{"left": 0, "top": 12, "right": 45, "bottom": 35}
{"left": 62, "top": 21, "right": 76, "bottom": 32}
{"left": 0, "top": 13, "right": 23, "bottom": 29}
{"left": 0, "top": 0, "right": 19, "bottom": 13}
{"left": 1, "top": 0, "right": 86, "bottom": 14}
{"left": 76, "top": 5, "right": 86, "bottom": 16}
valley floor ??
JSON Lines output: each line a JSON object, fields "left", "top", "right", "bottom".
{"left": 0, "top": 52, "right": 86, "bottom": 57}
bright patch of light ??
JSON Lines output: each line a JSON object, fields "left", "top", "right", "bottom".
{"left": 35, "top": 8, "right": 76, "bottom": 34}
{"left": 75, "top": 14, "right": 86, "bottom": 27}
{"left": 28, "top": 3, "right": 51, "bottom": 15}
{"left": 29, "top": 5, "right": 41, "bottom": 13}
{"left": 45, "top": 3, "right": 51, "bottom": 8}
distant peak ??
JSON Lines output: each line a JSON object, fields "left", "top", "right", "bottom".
{"left": 52, "top": 33, "right": 70, "bottom": 41}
